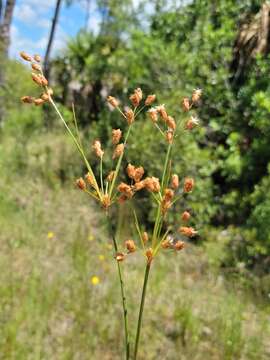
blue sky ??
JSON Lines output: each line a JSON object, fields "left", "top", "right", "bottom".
{"left": 11, "top": 0, "right": 102, "bottom": 59}
{"left": 10, "top": 0, "right": 190, "bottom": 60}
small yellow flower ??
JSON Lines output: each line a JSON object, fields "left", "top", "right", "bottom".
{"left": 88, "top": 234, "right": 94, "bottom": 241}
{"left": 47, "top": 231, "right": 54, "bottom": 239}
{"left": 91, "top": 276, "right": 100, "bottom": 285}
{"left": 99, "top": 255, "right": 105, "bottom": 261}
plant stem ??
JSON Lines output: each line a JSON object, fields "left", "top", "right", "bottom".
{"left": 106, "top": 214, "right": 130, "bottom": 360}
{"left": 134, "top": 262, "right": 151, "bottom": 360}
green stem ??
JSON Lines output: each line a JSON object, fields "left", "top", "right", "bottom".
{"left": 50, "top": 99, "right": 101, "bottom": 199}
{"left": 106, "top": 214, "right": 130, "bottom": 360}
{"left": 134, "top": 262, "right": 151, "bottom": 360}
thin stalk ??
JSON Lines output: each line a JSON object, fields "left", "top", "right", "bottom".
{"left": 50, "top": 98, "right": 101, "bottom": 199}
{"left": 134, "top": 262, "right": 151, "bottom": 360}
{"left": 109, "top": 125, "right": 132, "bottom": 198}
{"left": 100, "top": 156, "right": 104, "bottom": 194}
{"left": 106, "top": 214, "right": 130, "bottom": 360}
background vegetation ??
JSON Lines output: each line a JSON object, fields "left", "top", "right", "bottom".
{"left": 1, "top": 0, "right": 270, "bottom": 358}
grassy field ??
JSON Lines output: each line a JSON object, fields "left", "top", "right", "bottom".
{"left": 0, "top": 130, "right": 270, "bottom": 360}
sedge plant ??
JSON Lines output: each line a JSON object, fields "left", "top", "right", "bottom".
{"left": 20, "top": 50, "right": 202, "bottom": 360}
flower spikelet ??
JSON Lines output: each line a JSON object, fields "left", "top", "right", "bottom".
{"left": 112, "top": 129, "right": 122, "bottom": 145}
{"left": 125, "top": 239, "right": 136, "bottom": 253}
{"left": 92, "top": 140, "right": 104, "bottom": 158}
{"left": 179, "top": 226, "right": 197, "bottom": 237}
{"left": 113, "top": 143, "right": 124, "bottom": 159}
{"left": 145, "top": 94, "right": 156, "bottom": 106}
{"left": 183, "top": 178, "right": 194, "bottom": 193}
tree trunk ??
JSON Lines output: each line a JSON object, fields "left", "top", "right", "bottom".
{"left": 0, "top": 0, "right": 16, "bottom": 123}
{"left": 44, "top": 0, "right": 62, "bottom": 82}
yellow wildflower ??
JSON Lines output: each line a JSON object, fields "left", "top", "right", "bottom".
{"left": 91, "top": 276, "right": 100, "bottom": 285}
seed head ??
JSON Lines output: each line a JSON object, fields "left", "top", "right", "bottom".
{"left": 118, "top": 182, "right": 133, "bottom": 198}
{"left": 76, "top": 177, "right": 86, "bottom": 190}
{"left": 33, "top": 54, "right": 41, "bottom": 62}
{"left": 184, "top": 178, "right": 194, "bottom": 193}
{"left": 144, "top": 177, "right": 160, "bottom": 192}
{"left": 102, "top": 194, "right": 111, "bottom": 209}
{"left": 129, "top": 88, "right": 142, "bottom": 107}
{"left": 145, "top": 94, "right": 156, "bottom": 106}
{"left": 161, "top": 239, "right": 171, "bottom": 249}
{"left": 134, "top": 166, "right": 144, "bottom": 183}
{"left": 34, "top": 98, "right": 45, "bottom": 106}
{"left": 142, "top": 232, "right": 148, "bottom": 243}
{"left": 115, "top": 252, "right": 125, "bottom": 261}
{"left": 127, "top": 163, "right": 136, "bottom": 179}
{"left": 163, "top": 188, "right": 174, "bottom": 202}
{"left": 107, "top": 171, "right": 115, "bottom": 182}
{"left": 192, "top": 88, "right": 202, "bottom": 103}
{"left": 133, "top": 181, "right": 145, "bottom": 191}
{"left": 156, "top": 104, "right": 168, "bottom": 122}
{"left": 41, "top": 93, "right": 50, "bottom": 102}
{"left": 20, "top": 51, "right": 32, "bottom": 61}
{"left": 179, "top": 226, "right": 198, "bottom": 237}
{"left": 125, "top": 239, "right": 136, "bottom": 253}
{"left": 148, "top": 108, "right": 158, "bottom": 123}
{"left": 85, "top": 172, "right": 95, "bottom": 187}
{"left": 107, "top": 96, "right": 119, "bottom": 108}
{"left": 171, "top": 174, "right": 179, "bottom": 189}
{"left": 166, "top": 116, "right": 176, "bottom": 130}
{"left": 31, "top": 63, "right": 42, "bottom": 72}
{"left": 31, "top": 73, "right": 48, "bottom": 86}
{"left": 181, "top": 211, "right": 191, "bottom": 222}
{"left": 112, "top": 143, "right": 124, "bottom": 159}
{"left": 161, "top": 200, "right": 172, "bottom": 214}
{"left": 165, "top": 130, "right": 173, "bottom": 144}
{"left": 21, "top": 96, "right": 34, "bottom": 104}
{"left": 185, "top": 116, "right": 200, "bottom": 130}
{"left": 125, "top": 108, "right": 134, "bottom": 125}
{"left": 145, "top": 248, "right": 153, "bottom": 264}
{"left": 174, "top": 240, "right": 185, "bottom": 251}
{"left": 182, "top": 97, "right": 190, "bottom": 112}
{"left": 92, "top": 140, "right": 104, "bottom": 158}
{"left": 112, "top": 129, "right": 122, "bottom": 145}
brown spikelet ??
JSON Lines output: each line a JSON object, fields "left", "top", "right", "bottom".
{"left": 133, "top": 181, "right": 145, "bottom": 191}
{"left": 125, "top": 108, "right": 134, "bottom": 125}
{"left": 34, "top": 98, "right": 45, "bottom": 106}
{"left": 129, "top": 88, "right": 142, "bottom": 107}
{"left": 174, "top": 240, "right": 185, "bottom": 251}
{"left": 115, "top": 252, "right": 125, "bottom": 261}
{"left": 125, "top": 239, "right": 136, "bottom": 253}
{"left": 165, "top": 130, "right": 173, "bottom": 144}
{"left": 144, "top": 177, "right": 160, "bottom": 192}
{"left": 145, "top": 248, "right": 153, "bottom": 264}
{"left": 179, "top": 226, "right": 198, "bottom": 237}
{"left": 183, "top": 178, "right": 194, "bottom": 193}
{"left": 112, "top": 129, "right": 122, "bottom": 145}
{"left": 41, "top": 93, "right": 50, "bottom": 102}
{"left": 182, "top": 97, "right": 190, "bottom": 112}
{"left": 92, "top": 140, "right": 104, "bottom": 158}
{"left": 161, "top": 239, "right": 171, "bottom": 249}
{"left": 113, "top": 143, "right": 124, "bottom": 159}
{"left": 127, "top": 164, "right": 136, "bottom": 179}
{"left": 85, "top": 172, "right": 95, "bottom": 187}
{"left": 156, "top": 104, "right": 168, "bottom": 122}
{"left": 20, "top": 51, "right": 32, "bottom": 61}
{"left": 76, "top": 178, "right": 86, "bottom": 190}
{"left": 134, "top": 166, "right": 144, "bottom": 182}
{"left": 107, "top": 96, "right": 119, "bottom": 108}
{"left": 33, "top": 54, "right": 41, "bottom": 62}
{"left": 166, "top": 116, "right": 176, "bottom": 130}
{"left": 107, "top": 171, "right": 115, "bottom": 182}
{"left": 21, "top": 96, "right": 34, "bottom": 104}
{"left": 102, "top": 194, "right": 111, "bottom": 209}
{"left": 181, "top": 211, "right": 191, "bottom": 222}
{"left": 142, "top": 232, "right": 148, "bottom": 244}
{"left": 148, "top": 108, "right": 158, "bottom": 123}
{"left": 171, "top": 174, "right": 179, "bottom": 189}
{"left": 163, "top": 188, "right": 174, "bottom": 202}
{"left": 192, "top": 88, "right": 202, "bottom": 103}
{"left": 31, "top": 63, "right": 42, "bottom": 72}
{"left": 145, "top": 94, "right": 156, "bottom": 106}
{"left": 118, "top": 182, "right": 133, "bottom": 199}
